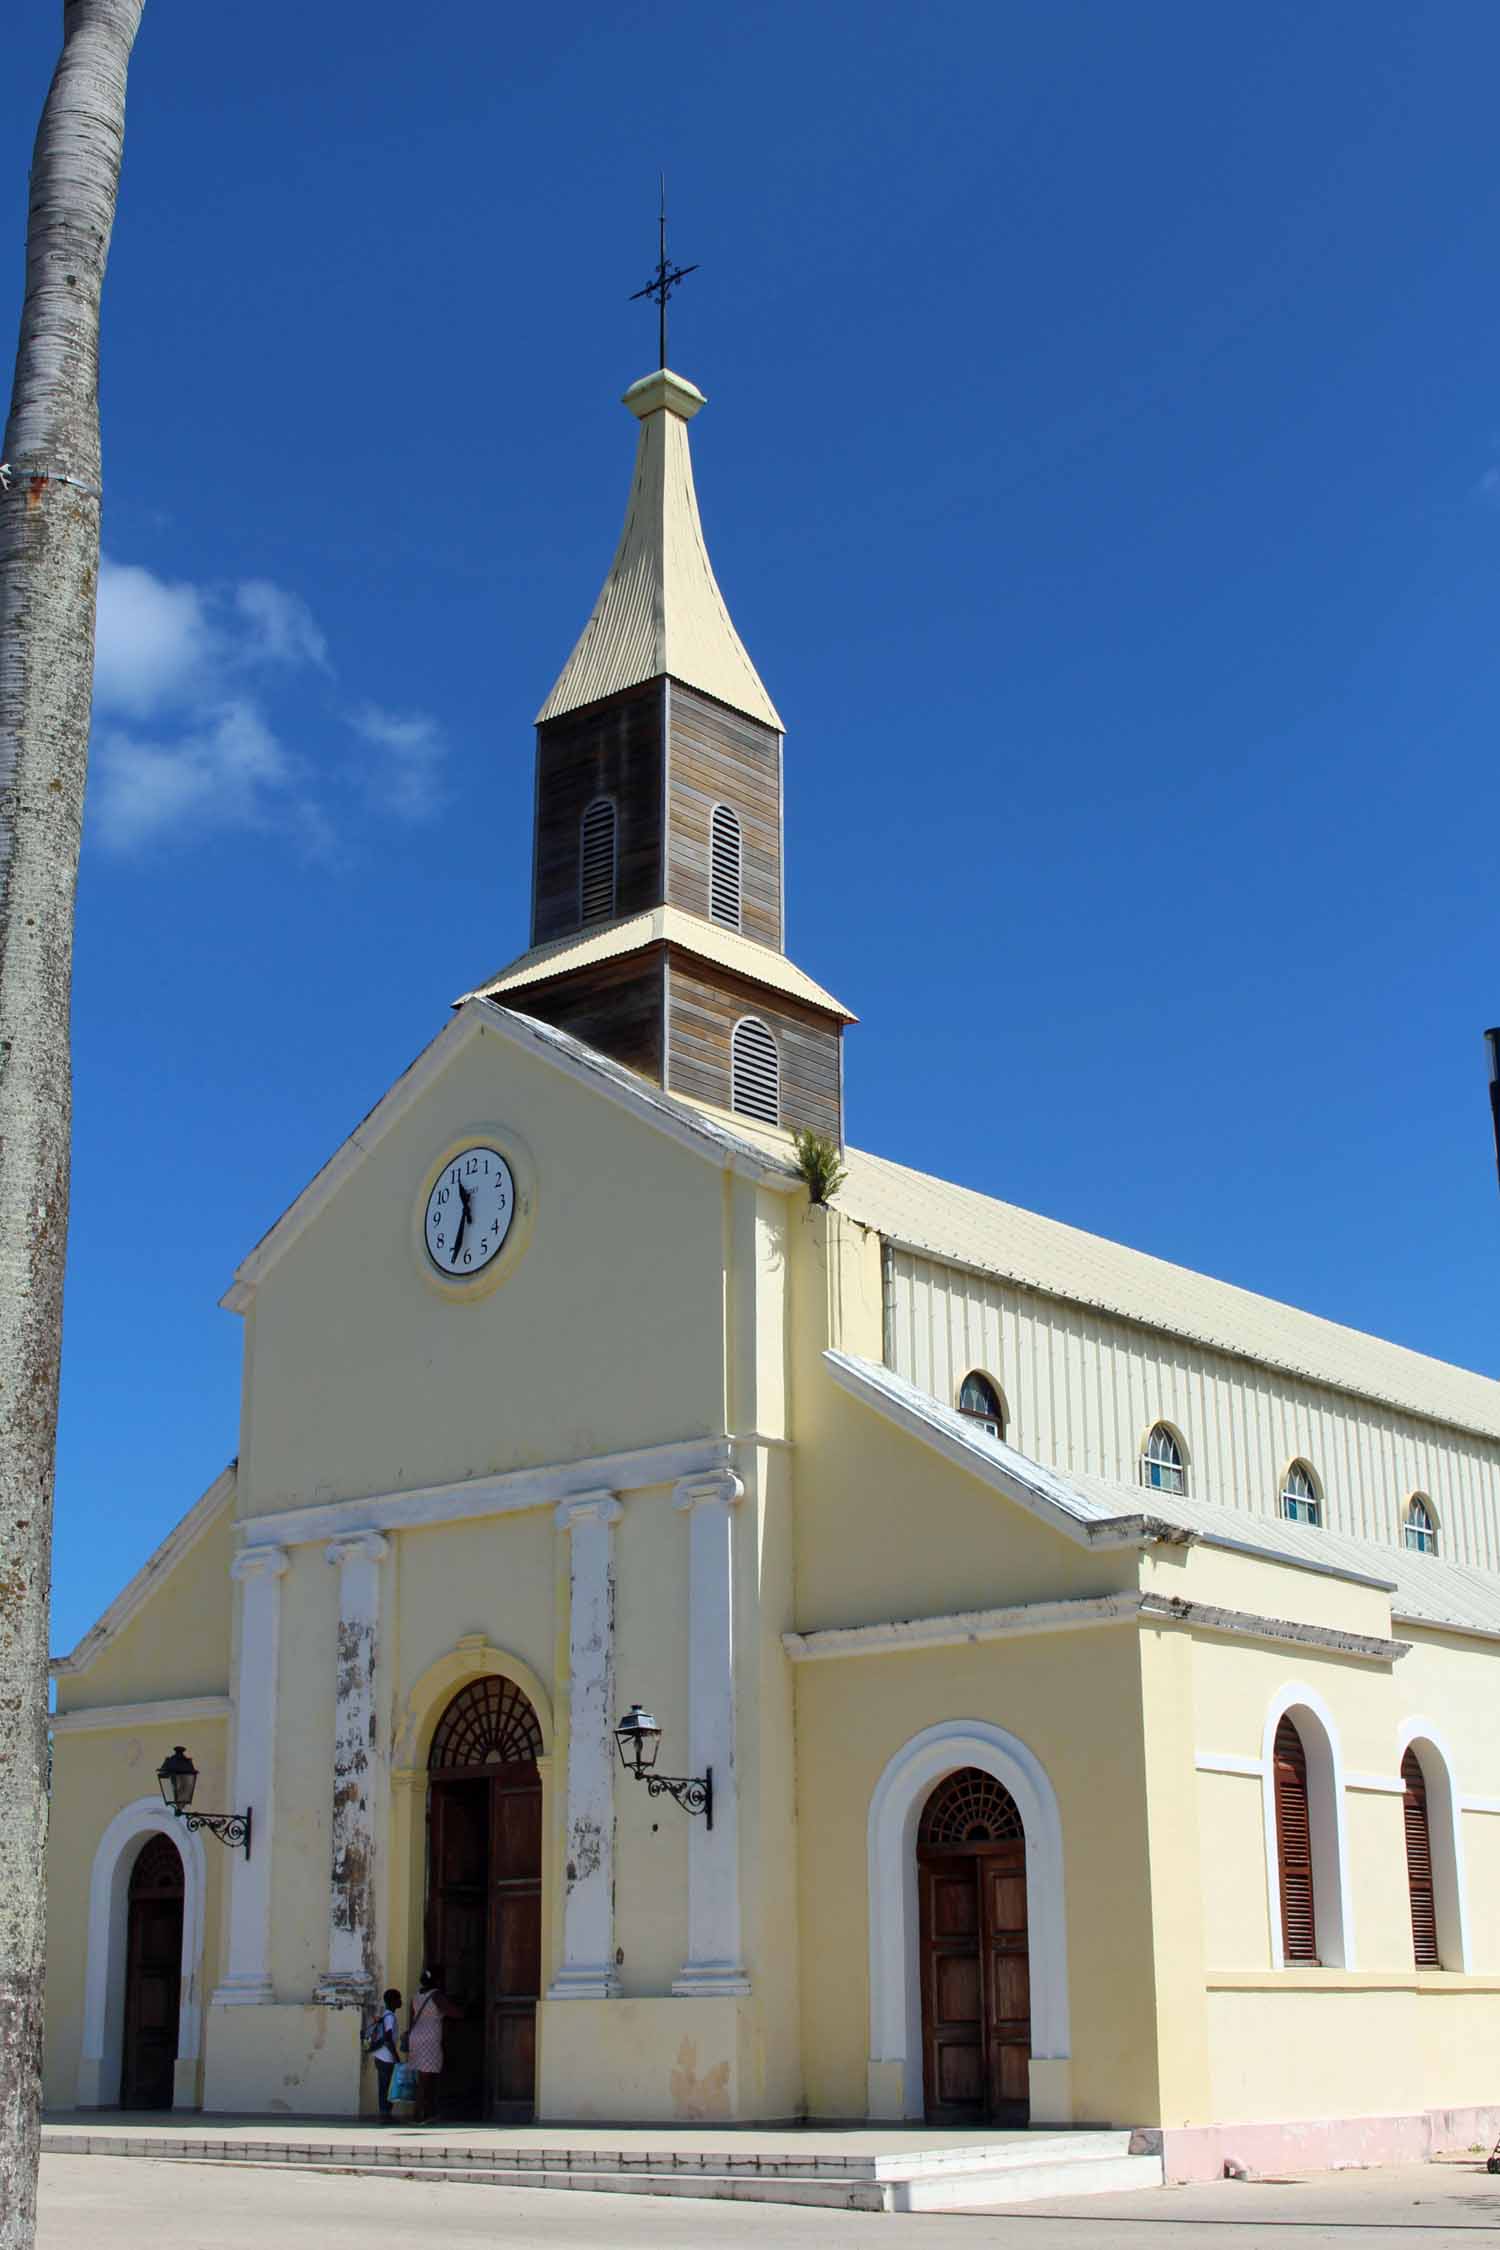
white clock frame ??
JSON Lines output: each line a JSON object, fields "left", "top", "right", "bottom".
{"left": 414, "top": 1124, "right": 536, "bottom": 1302}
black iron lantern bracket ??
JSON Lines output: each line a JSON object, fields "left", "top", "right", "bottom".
{"left": 614, "top": 1704, "right": 713, "bottom": 1829}
{"left": 179, "top": 1806, "right": 253, "bottom": 1858}
{"left": 642, "top": 1768, "right": 713, "bottom": 1828}
{"left": 157, "top": 1745, "right": 253, "bottom": 1859}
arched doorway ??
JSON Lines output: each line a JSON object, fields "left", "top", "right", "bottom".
{"left": 917, "top": 1767, "right": 1030, "bottom": 2125}
{"left": 426, "top": 1674, "right": 543, "bottom": 2120}
{"left": 119, "top": 1834, "right": 184, "bottom": 2109}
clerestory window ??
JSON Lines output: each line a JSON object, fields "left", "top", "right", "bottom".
{"left": 1141, "top": 1422, "right": 1186, "bottom": 1496}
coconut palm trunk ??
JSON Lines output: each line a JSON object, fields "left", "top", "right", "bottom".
{"left": 0, "top": 5, "right": 145, "bottom": 2241}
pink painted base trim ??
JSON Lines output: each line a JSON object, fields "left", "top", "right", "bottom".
{"left": 1132, "top": 2105, "right": 1500, "bottom": 2184}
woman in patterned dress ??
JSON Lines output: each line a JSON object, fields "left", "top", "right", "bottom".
{"left": 407, "top": 1965, "right": 457, "bottom": 2121}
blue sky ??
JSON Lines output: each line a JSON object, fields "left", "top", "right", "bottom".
{"left": 5, "top": 1, "right": 1499, "bottom": 1654}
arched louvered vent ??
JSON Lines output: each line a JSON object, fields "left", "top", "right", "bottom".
{"left": 428, "top": 1675, "right": 543, "bottom": 1772}
{"left": 731, "top": 1016, "right": 779, "bottom": 1124}
{"left": 579, "top": 797, "right": 617, "bottom": 925}
{"left": 709, "top": 804, "right": 743, "bottom": 928}
{"left": 1402, "top": 1749, "right": 1439, "bottom": 1967}
{"left": 129, "top": 1833, "right": 184, "bottom": 1898}
{"left": 1273, "top": 1715, "right": 1318, "bottom": 1963}
{"left": 919, "top": 1767, "right": 1024, "bottom": 1847}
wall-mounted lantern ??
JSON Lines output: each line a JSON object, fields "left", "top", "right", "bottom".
{"left": 614, "top": 1704, "right": 712, "bottom": 1829}
{"left": 156, "top": 1745, "right": 253, "bottom": 1859}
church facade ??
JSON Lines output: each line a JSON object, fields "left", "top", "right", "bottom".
{"left": 44, "top": 359, "right": 1500, "bottom": 2171}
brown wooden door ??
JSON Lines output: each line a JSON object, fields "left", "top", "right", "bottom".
{"left": 120, "top": 1835, "right": 184, "bottom": 2110}
{"left": 427, "top": 1767, "right": 542, "bottom": 2120}
{"left": 487, "top": 1773, "right": 542, "bottom": 2118}
{"left": 427, "top": 1778, "right": 490, "bottom": 2117}
{"left": 919, "top": 1842, "right": 1030, "bottom": 2124}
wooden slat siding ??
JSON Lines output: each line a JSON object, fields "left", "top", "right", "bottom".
{"left": 666, "top": 953, "right": 842, "bottom": 1143}
{"left": 1273, "top": 1717, "right": 1318, "bottom": 1964}
{"left": 514, "top": 947, "right": 664, "bottom": 1084}
{"left": 532, "top": 682, "right": 663, "bottom": 944}
{"left": 1401, "top": 1750, "right": 1440, "bottom": 1967}
{"left": 667, "top": 683, "right": 782, "bottom": 946}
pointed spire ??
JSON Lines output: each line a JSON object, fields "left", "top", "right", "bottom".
{"left": 536, "top": 370, "right": 782, "bottom": 731}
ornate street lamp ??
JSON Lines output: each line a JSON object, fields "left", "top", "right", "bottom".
{"left": 156, "top": 1746, "right": 253, "bottom": 1859}
{"left": 613, "top": 1704, "right": 712, "bottom": 1828}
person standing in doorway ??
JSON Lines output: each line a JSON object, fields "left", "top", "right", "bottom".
{"left": 407, "top": 1965, "right": 457, "bottom": 2122}
{"left": 365, "top": 1987, "right": 402, "bottom": 2119}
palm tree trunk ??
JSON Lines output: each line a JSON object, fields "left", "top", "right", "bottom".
{"left": 0, "top": 5, "right": 144, "bottom": 2241}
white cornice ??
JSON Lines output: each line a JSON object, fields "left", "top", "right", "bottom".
{"left": 49, "top": 1466, "right": 237, "bottom": 1679}
{"left": 783, "top": 1590, "right": 1407, "bottom": 1666}
{"left": 239, "top": 1434, "right": 735, "bottom": 1549}
{"left": 222, "top": 1001, "right": 795, "bottom": 1313}
{"left": 50, "top": 1694, "right": 231, "bottom": 1736}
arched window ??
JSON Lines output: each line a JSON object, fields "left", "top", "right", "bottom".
{"left": 957, "top": 1372, "right": 1005, "bottom": 1441}
{"left": 428, "top": 1675, "right": 543, "bottom": 1772}
{"left": 919, "top": 1768, "right": 1024, "bottom": 1847}
{"left": 1281, "top": 1460, "right": 1321, "bottom": 1526}
{"left": 1404, "top": 1496, "right": 1437, "bottom": 1556}
{"left": 1272, "top": 1715, "right": 1318, "bottom": 1963}
{"left": 579, "top": 797, "right": 617, "bottom": 925}
{"left": 1141, "top": 1423, "right": 1186, "bottom": 1496}
{"left": 730, "top": 1016, "right": 779, "bottom": 1124}
{"left": 709, "top": 804, "right": 742, "bottom": 928}
{"left": 1401, "top": 1749, "right": 1440, "bottom": 1967}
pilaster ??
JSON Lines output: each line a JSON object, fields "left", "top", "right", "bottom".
{"left": 315, "top": 1531, "right": 390, "bottom": 2008}
{"left": 671, "top": 1471, "right": 750, "bottom": 1996}
{"left": 211, "top": 1543, "right": 289, "bottom": 2006}
{"left": 548, "top": 1491, "right": 624, "bottom": 2000}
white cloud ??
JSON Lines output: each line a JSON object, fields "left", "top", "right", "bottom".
{"left": 93, "top": 559, "right": 213, "bottom": 718}
{"left": 92, "top": 700, "right": 296, "bottom": 853}
{"left": 347, "top": 701, "right": 447, "bottom": 821}
{"left": 1478, "top": 464, "right": 1500, "bottom": 506}
{"left": 234, "top": 579, "right": 330, "bottom": 673}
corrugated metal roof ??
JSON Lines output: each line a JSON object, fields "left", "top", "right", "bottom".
{"left": 834, "top": 1146, "right": 1500, "bottom": 1444}
{"left": 536, "top": 369, "right": 782, "bottom": 731}
{"left": 458, "top": 905, "right": 855, "bottom": 1021}
{"left": 829, "top": 1350, "right": 1500, "bottom": 1642}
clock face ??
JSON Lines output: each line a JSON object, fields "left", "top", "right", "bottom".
{"left": 424, "top": 1146, "right": 515, "bottom": 1279}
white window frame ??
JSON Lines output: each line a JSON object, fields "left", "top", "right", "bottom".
{"left": 1280, "top": 1458, "right": 1322, "bottom": 1526}
{"left": 1260, "top": 1683, "right": 1354, "bottom": 1969}
{"left": 1403, "top": 1494, "right": 1438, "bottom": 1556}
{"left": 1140, "top": 1421, "right": 1187, "bottom": 1497}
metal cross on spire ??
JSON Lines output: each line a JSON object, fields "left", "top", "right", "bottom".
{"left": 629, "top": 175, "right": 698, "bottom": 371}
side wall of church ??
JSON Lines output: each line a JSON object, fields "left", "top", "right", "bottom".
{"left": 884, "top": 1247, "right": 1500, "bottom": 1567}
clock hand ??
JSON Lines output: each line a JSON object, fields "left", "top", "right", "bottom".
{"left": 451, "top": 1180, "right": 473, "bottom": 1266}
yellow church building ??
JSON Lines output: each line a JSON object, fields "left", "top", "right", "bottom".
{"left": 44, "top": 358, "right": 1500, "bottom": 2179}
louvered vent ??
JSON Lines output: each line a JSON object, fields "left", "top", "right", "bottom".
{"left": 1273, "top": 1716, "right": 1318, "bottom": 1963}
{"left": 731, "top": 1016, "right": 780, "bottom": 1124}
{"left": 1402, "top": 1749, "right": 1440, "bottom": 1967}
{"left": 709, "top": 804, "right": 742, "bottom": 928}
{"left": 579, "top": 797, "right": 617, "bottom": 925}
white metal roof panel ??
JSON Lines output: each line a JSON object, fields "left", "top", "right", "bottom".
{"left": 835, "top": 1146, "right": 1500, "bottom": 1444}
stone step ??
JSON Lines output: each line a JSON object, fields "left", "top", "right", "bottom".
{"left": 892, "top": 2150, "right": 1165, "bottom": 2211}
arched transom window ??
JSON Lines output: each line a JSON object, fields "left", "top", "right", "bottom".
{"left": 1281, "top": 1461, "right": 1321, "bottom": 1526}
{"left": 1141, "top": 1423, "right": 1186, "bottom": 1496}
{"left": 919, "top": 1767, "right": 1025, "bottom": 1848}
{"left": 709, "top": 804, "right": 743, "bottom": 929}
{"left": 428, "top": 1675, "right": 543, "bottom": 1773}
{"left": 1404, "top": 1496, "right": 1437, "bottom": 1556}
{"left": 579, "top": 796, "right": 618, "bottom": 925}
{"left": 730, "top": 1016, "right": 780, "bottom": 1124}
{"left": 957, "top": 1371, "right": 1005, "bottom": 1441}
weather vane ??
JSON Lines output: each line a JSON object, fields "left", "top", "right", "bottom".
{"left": 630, "top": 174, "right": 698, "bottom": 370}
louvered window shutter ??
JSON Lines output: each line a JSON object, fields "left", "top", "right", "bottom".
{"left": 1273, "top": 1716, "right": 1318, "bottom": 1964}
{"left": 1402, "top": 1749, "right": 1440, "bottom": 1968}
{"left": 579, "top": 798, "right": 617, "bottom": 924}
{"left": 709, "top": 804, "right": 742, "bottom": 929}
{"left": 731, "top": 1017, "right": 780, "bottom": 1124}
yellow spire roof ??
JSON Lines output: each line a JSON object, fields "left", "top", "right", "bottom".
{"left": 536, "top": 369, "right": 782, "bottom": 730}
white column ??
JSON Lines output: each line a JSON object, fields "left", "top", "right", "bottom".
{"left": 548, "top": 1491, "right": 623, "bottom": 2000}
{"left": 211, "top": 1543, "right": 289, "bottom": 2005}
{"left": 672, "top": 1471, "right": 750, "bottom": 1996}
{"left": 315, "top": 1530, "right": 390, "bottom": 2007}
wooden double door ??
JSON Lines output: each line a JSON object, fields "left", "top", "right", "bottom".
{"left": 120, "top": 1834, "right": 184, "bottom": 2110}
{"left": 918, "top": 1770, "right": 1031, "bottom": 2125}
{"left": 426, "top": 1767, "right": 541, "bottom": 2119}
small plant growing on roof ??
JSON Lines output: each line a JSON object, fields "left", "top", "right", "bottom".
{"left": 793, "top": 1127, "right": 847, "bottom": 1206}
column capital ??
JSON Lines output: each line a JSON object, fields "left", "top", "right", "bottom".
{"left": 554, "top": 1488, "right": 623, "bottom": 1531}
{"left": 324, "top": 1529, "right": 390, "bottom": 1568}
{"left": 231, "top": 1542, "right": 289, "bottom": 1582}
{"left": 673, "top": 1470, "right": 745, "bottom": 1515}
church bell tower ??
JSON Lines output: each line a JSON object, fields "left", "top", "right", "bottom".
{"left": 461, "top": 364, "right": 853, "bottom": 1143}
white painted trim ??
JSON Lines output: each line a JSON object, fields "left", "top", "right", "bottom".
{"left": 52, "top": 1695, "right": 231, "bottom": 1736}
{"left": 1260, "top": 1683, "right": 1355, "bottom": 1970}
{"left": 1346, "top": 1771, "right": 1406, "bottom": 1795}
{"left": 212, "top": 1545, "right": 288, "bottom": 2007}
{"left": 237, "top": 1435, "right": 737, "bottom": 1550}
{"left": 223, "top": 1001, "right": 794, "bottom": 1310}
{"left": 672, "top": 1471, "right": 750, "bottom": 1996}
{"left": 1195, "top": 1752, "right": 1266, "bottom": 1779}
{"left": 51, "top": 1467, "right": 236, "bottom": 1677}
{"left": 315, "top": 1532, "right": 391, "bottom": 2004}
{"left": 79, "top": 1800, "right": 206, "bottom": 2107}
{"left": 1463, "top": 1795, "right": 1500, "bottom": 1816}
{"left": 549, "top": 1491, "right": 624, "bottom": 2001}
{"left": 1396, "top": 1719, "right": 1472, "bottom": 1973}
{"left": 867, "top": 1719, "right": 1070, "bottom": 2121}
{"left": 785, "top": 1593, "right": 1141, "bottom": 1662}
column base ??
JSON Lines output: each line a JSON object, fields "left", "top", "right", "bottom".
{"left": 547, "top": 1964, "right": 623, "bottom": 2001}
{"left": 672, "top": 1962, "right": 752, "bottom": 1998}
{"left": 210, "top": 1974, "right": 275, "bottom": 2007}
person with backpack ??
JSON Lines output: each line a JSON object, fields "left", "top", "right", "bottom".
{"left": 364, "top": 1987, "right": 403, "bottom": 2118}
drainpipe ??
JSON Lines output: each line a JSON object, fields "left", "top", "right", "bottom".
{"left": 881, "top": 1240, "right": 896, "bottom": 1369}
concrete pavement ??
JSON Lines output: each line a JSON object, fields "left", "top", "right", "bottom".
{"left": 38, "top": 2150, "right": 1500, "bottom": 2245}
